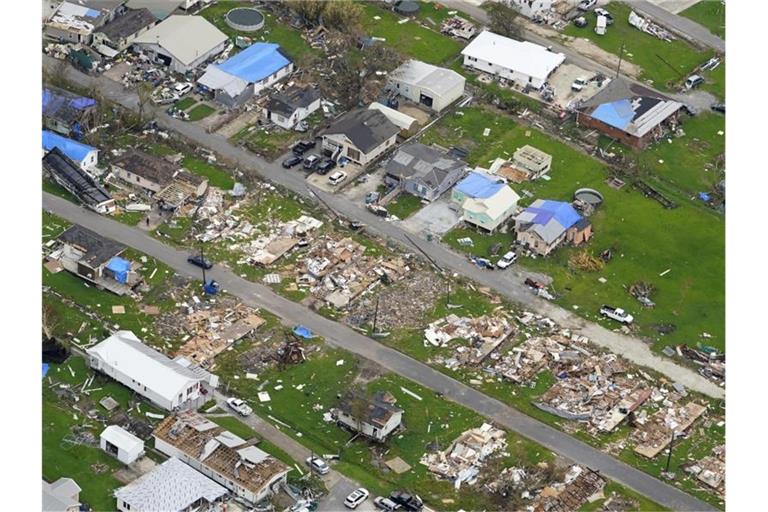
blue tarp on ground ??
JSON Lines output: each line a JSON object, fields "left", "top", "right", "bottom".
{"left": 217, "top": 43, "right": 292, "bottom": 83}
{"left": 591, "top": 99, "right": 635, "bottom": 131}
{"left": 525, "top": 200, "right": 582, "bottom": 230}
{"left": 43, "top": 363, "right": 50, "bottom": 379}
{"left": 454, "top": 172, "right": 506, "bottom": 199}
{"left": 106, "top": 257, "right": 131, "bottom": 284}
{"left": 42, "top": 130, "right": 96, "bottom": 164}
{"left": 293, "top": 326, "right": 313, "bottom": 339}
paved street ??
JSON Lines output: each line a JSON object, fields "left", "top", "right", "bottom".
{"left": 44, "top": 192, "right": 714, "bottom": 511}
{"left": 43, "top": 56, "right": 724, "bottom": 399}
{"left": 632, "top": 0, "right": 725, "bottom": 52}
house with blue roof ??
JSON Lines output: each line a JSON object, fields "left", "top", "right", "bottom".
{"left": 198, "top": 43, "right": 294, "bottom": 107}
{"left": 43, "top": 130, "right": 99, "bottom": 171}
{"left": 451, "top": 172, "right": 520, "bottom": 232}
{"left": 514, "top": 199, "right": 592, "bottom": 256}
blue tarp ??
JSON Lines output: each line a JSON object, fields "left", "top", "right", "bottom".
{"left": 698, "top": 192, "right": 711, "bottom": 202}
{"left": 293, "top": 326, "right": 314, "bottom": 339}
{"left": 454, "top": 172, "right": 506, "bottom": 199}
{"left": 591, "top": 99, "right": 635, "bottom": 131}
{"left": 106, "top": 257, "right": 131, "bottom": 284}
{"left": 217, "top": 43, "right": 292, "bottom": 83}
{"left": 42, "top": 363, "right": 50, "bottom": 379}
{"left": 525, "top": 200, "right": 582, "bottom": 230}
{"left": 42, "top": 130, "right": 96, "bottom": 164}
{"left": 42, "top": 88, "right": 96, "bottom": 114}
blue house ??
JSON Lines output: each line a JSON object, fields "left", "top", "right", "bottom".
{"left": 198, "top": 43, "right": 294, "bottom": 107}
{"left": 514, "top": 199, "right": 592, "bottom": 256}
{"left": 43, "top": 130, "right": 99, "bottom": 171}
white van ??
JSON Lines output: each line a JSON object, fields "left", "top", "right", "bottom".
{"left": 328, "top": 171, "right": 347, "bottom": 186}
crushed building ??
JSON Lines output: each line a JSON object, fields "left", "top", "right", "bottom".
{"left": 424, "top": 313, "right": 514, "bottom": 365}
{"left": 631, "top": 402, "right": 708, "bottom": 458}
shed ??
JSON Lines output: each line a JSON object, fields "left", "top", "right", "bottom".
{"left": 388, "top": 60, "right": 465, "bottom": 112}
{"left": 101, "top": 425, "right": 145, "bottom": 464}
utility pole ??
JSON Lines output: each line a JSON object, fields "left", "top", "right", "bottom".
{"left": 665, "top": 431, "right": 678, "bottom": 474}
{"left": 200, "top": 245, "right": 207, "bottom": 284}
{"left": 446, "top": 276, "right": 451, "bottom": 306}
{"left": 616, "top": 41, "right": 625, "bottom": 79}
{"left": 372, "top": 296, "right": 380, "bottom": 334}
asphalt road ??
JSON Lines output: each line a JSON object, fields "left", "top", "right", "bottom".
{"left": 43, "top": 192, "right": 715, "bottom": 512}
{"left": 43, "top": 56, "right": 724, "bottom": 400}
{"left": 631, "top": 0, "right": 725, "bottom": 52}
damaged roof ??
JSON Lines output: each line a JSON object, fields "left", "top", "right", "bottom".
{"left": 43, "top": 148, "right": 112, "bottom": 208}
{"left": 58, "top": 223, "right": 125, "bottom": 267}
{"left": 112, "top": 149, "right": 178, "bottom": 185}
{"left": 515, "top": 199, "right": 584, "bottom": 244}
{"left": 97, "top": 8, "right": 157, "bottom": 41}
{"left": 337, "top": 390, "right": 403, "bottom": 428}
{"left": 385, "top": 142, "right": 466, "bottom": 189}
{"left": 267, "top": 85, "right": 321, "bottom": 117}
{"left": 323, "top": 109, "right": 399, "bottom": 154}
{"left": 42, "top": 86, "right": 96, "bottom": 124}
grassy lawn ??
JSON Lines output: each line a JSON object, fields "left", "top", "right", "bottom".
{"left": 443, "top": 227, "right": 512, "bottom": 260}
{"left": 424, "top": 107, "right": 724, "bottom": 352}
{"left": 154, "top": 215, "right": 194, "bottom": 245}
{"left": 174, "top": 97, "right": 198, "bottom": 111}
{"left": 232, "top": 111, "right": 324, "bottom": 161}
{"left": 187, "top": 104, "right": 217, "bottom": 122}
{"left": 360, "top": 3, "right": 463, "bottom": 65}
{"left": 112, "top": 209, "right": 146, "bottom": 226}
{"left": 562, "top": 2, "right": 713, "bottom": 91}
{"left": 680, "top": 0, "right": 726, "bottom": 39}
{"left": 580, "top": 482, "right": 668, "bottom": 511}
{"left": 702, "top": 58, "right": 725, "bottom": 101}
{"left": 43, "top": 179, "right": 78, "bottom": 203}
{"left": 200, "top": 1, "right": 316, "bottom": 62}
{"left": 386, "top": 193, "right": 424, "bottom": 220}
{"left": 182, "top": 155, "right": 236, "bottom": 189}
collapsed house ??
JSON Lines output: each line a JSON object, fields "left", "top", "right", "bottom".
{"left": 532, "top": 466, "right": 607, "bottom": 512}
{"left": 421, "top": 423, "right": 507, "bottom": 489}
{"left": 332, "top": 390, "right": 404, "bottom": 442}
{"left": 424, "top": 313, "right": 514, "bottom": 366}
{"left": 631, "top": 402, "right": 708, "bottom": 458}
{"left": 44, "top": 1, "right": 113, "bottom": 44}
{"left": 685, "top": 445, "right": 725, "bottom": 493}
{"left": 43, "top": 148, "right": 115, "bottom": 214}
{"left": 153, "top": 412, "right": 290, "bottom": 505}
{"left": 42, "top": 86, "right": 97, "bottom": 138}
{"left": 441, "top": 15, "right": 476, "bottom": 40}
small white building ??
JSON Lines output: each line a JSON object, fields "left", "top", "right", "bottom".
{"left": 332, "top": 391, "right": 404, "bottom": 442}
{"left": 509, "top": 0, "right": 554, "bottom": 19}
{"left": 388, "top": 60, "right": 465, "bottom": 112}
{"left": 265, "top": 85, "right": 321, "bottom": 129}
{"left": 101, "top": 425, "right": 145, "bottom": 465}
{"left": 461, "top": 30, "right": 565, "bottom": 89}
{"left": 133, "top": 15, "right": 228, "bottom": 73}
{"left": 87, "top": 330, "right": 219, "bottom": 411}
{"left": 368, "top": 102, "right": 419, "bottom": 135}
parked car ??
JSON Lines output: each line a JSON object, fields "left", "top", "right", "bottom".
{"left": 317, "top": 158, "right": 336, "bottom": 174}
{"left": 226, "top": 397, "right": 252, "bottom": 416}
{"left": 389, "top": 491, "right": 422, "bottom": 512}
{"left": 578, "top": 0, "right": 597, "bottom": 11}
{"left": 328, "top": 171, "right": 347, "bottom": 186}
{"left": 306, "top": 456, "right": 330, "bottom": 475}
{"left": 573, "top": 16, "right": 588, "bottom": 28}
{"left": 292, "top": 140, "right": 316, "bottom": 156}
{"left": 303, "top": 154, "right": 321, "bottom": 170}
{"left": 594, "top": 8, "right": 614, "bottom": 24}
{"left": 187, "top": 254, "right": 213, "bottom": 270}
{"left": 173, "top": 82, "right": 194, "bottom": 96}
{"left": 344, "top": 488, "right": 370, "bottom": 509}
{"left": 349, "top": 221, "right": 365, "bottom": 231}
{"left": 373, "top": 497, "right": 401, "bottom": 512}
{"left": 524, "top": 277, "right": 546, "bottom": 290}
{"left": 571, "top": 77, "right": 588, "bottom": 91}
{"left": 282, "top": 155, "right": 303, "bottom": 169}
{"left": 599, "top": 305, "right": 634, "bottom": 325}
{"left": 711, "top": 103, "right": 725, "bottom": 114}
{"left": 496, "top": 251, "right": 518, "bottom": 269}
{"left": 684, "top": 74, "right": 704, "bottom": 89}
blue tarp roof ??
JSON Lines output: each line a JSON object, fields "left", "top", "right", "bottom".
{"left": 42, "top": 363, "right": 50, "bottom": 379}
{"left": 293, "top": 326, "right": 314, "bottom": 339}
{"left": 42, "top": 130, "right": 96, "bottom": 163}
{"left": 42, "top": 88, "right": 97, "bottom": 114}
{"left": 216, "top": 43, "right": 292, "bottom": 83}
{"left": 524, "top": 200, "right": 582, "bottom": 230}
{"left": 106, "top": 257, "right": 131, "bottom": 284}
{"left": 454, "top": 172, "right": 506, "bottom": 199}
{"left": 591, "top": 99, "right": 635, "bottom": 130}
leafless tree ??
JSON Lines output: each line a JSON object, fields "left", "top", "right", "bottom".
{"left": 482, "top": 1, "right": 522, "bottom": 39}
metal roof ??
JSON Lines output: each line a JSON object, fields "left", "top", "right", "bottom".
{"left": 101, "top": 425, "right": 144, "bottom": 451}
{"left": 217, "top": 43, "right": 292, "bottom": 83}
{"left": 134, "top": 15, "right": 227, "bottom": 66}
{"left": 391, "top": 59, "right": 465, "bottom": 97}
{"left": 42, "top": 130, "right": 97, "bottom": 164}
{"left": 461, "top": 30, "right": 564, "bottom": 82}
{"left": 43, "top": 149, "right": 112, "bottom": 208}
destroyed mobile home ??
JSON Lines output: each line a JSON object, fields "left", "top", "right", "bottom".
{"left": 424, "top": 313, "right": 515, "bottom": 366}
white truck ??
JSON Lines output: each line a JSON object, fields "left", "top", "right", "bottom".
{"left": 599, "top": 305, "right": 634, "bottom": 325}
{"left": 595, "top": 15, "right": 607, "bottom": 35}
{"left": 226, "top": 397, "right": 253, "bottom": 416}
{"left": 571, "top": 77, "right": 588, "bottom": 92}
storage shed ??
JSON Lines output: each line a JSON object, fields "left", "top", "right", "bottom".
{"left": 101, "top": 425, "right": 145, "bottom": 465}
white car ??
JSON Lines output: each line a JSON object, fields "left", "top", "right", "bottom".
{"left": 328, "top": 171, "right": 347, "bottom": 186}
{"left": 226, "top": 397, "right": 252, "bottom": 416}
{"left": 173, "top": 82, "right": 194, "bottom": 96}
{"left": 344, "top": 488, "right": 370, "bottom": 509}
{"left": 496, "top": 251, "right": 517, "bottom": 269}
{"left": 571, "top": 77, "right": 588, "bottom": 91}
{"left": 306, "top": 456, "right": 330, "bottom": 475}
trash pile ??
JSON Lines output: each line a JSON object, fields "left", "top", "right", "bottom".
{"left": 532, "top": 466, "right": 607, "bottom": 512}
{"left": 685, "top": 445, "right": 725, "bottom": 493}
{"left": 631, "top": 401, "right": 708, "bottom": 458}
{"left": 628, "top": 10, "right": 675, "bottom": 41}
{"left": 491, "top": 334, "right": 585, "bottom": 384}
{"left": 676, "top": 344, "right": 725, "bottom": 383}
{"left": 441, "top": 16, "right": 477, "bottom": 40}
{"left": 424, "top": 313, "right": 515, "bottom": 365}
{"left": 231, "top": 215, "right": 324, "bottom": 266}
{"left": 420, "top": 423, "right": 507, "bottom": 489}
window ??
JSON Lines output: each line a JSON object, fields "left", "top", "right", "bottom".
{"left": 123, "top": 501, "right": 131, "bottom": 510}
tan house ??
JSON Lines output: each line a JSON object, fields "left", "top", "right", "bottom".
{"left": 514, "top": 199, "right": 592, "bottom": 256}
{"left": 111, "top": 150, "right": 179, "bottom": 193}
{"left": 321, "top": 109, "right": 399, "bottom": 166}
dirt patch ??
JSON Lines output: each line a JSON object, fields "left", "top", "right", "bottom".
{"left": 217, "top": 107, "right": 265, "bottom": 139}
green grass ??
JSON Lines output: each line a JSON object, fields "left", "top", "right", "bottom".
{"left": 43, "top": 179, "right": 78, "bottom": 203}
{"left": 233, "top": 124, "right": 305, "bottom": 161}
{"left": 424, "top": 106, "right": 724, "bottom": 352}
{"left": 562, "top": 2, "right": 713, "bottom": 91}
{"left": 187, "top": 104, "right": 216, "bottom": 122}
{"left": 154, "top": 216, "right": 194, "bottom": 245}
{"left": 443, "top": 227, "right": 512, "bottom": 259}
{"left": 112, "top": 209, "right": 146, "bottom": 226}
{"left": 182, "top": 156, "right": 236, "bottom": 189}
{"left": 701, "top": 59, "right": 725, "bottom": 101}
{"left": 360, "top": 3, "right": 463, "bottom": 65}
{"left": 580, "top": 482, "right": 669, "bottom": 511}
{"left": 174, "top": 97, "right": 198, "bottom": 111}
{"left": 680, "top": 0, "right": 725, "bottom": 39}
{"left": 386, "top": 193, "right": 424, "bottom": 220}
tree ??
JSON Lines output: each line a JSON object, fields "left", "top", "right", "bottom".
{"left": 135, "top": 82, "right": 154, "bottom": 127}
{"left": 322, "top": 0, "right": 363, "bottom": 31}
{"left": 482, "top": 1, "right": 522, "bottom": 39}
{"left": 285, "top": 0, "right": 326, "bottom": 26}
{"left": 42, "top": 302, "right": 61, "bottom": 341}
{"left": 43, "top": 58, "right": 71, "bottom": 89}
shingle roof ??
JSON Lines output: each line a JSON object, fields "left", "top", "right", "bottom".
{"left": 324, "top": 109, "right": 399, "bottom": 154}
{"left": 112, "top": 149, "right": 178, "bottom": 185}
{"left": 267, "top": 86, "right": 321, "bottom": 117}
{"left": 58, "top": 224, "right": 125, "bottom": 267}
{"left": 385, "top": 142, "right": 465, "bottom": 189}
{"left": 97, "top": 8, "right": 156, "bottom": 41}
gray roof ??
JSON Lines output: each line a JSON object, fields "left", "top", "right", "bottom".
{"left": 43, "top": 478, "right": 81, "bottom": 512}
{"left": 133, "top": 15, "right": 227, "bottom": 66}
{"left": 43, "top": 148, "right": 113, "bottom": 208}
{"left": 267, "top": 86, "right": 321, "bottom": 117}
{"left": 113, "top": 149, "right": 178, "bottom": 185}
{"left": 324, "top": 109, "right": 399, "bottom": 154}
{"left": 126, "top": 0, "right": 185, "bottom": 20}
{"left": 97, "top": 8, "right": 156, "bottom": 40}
{"left": 59, "top": 224, "right": 125, "bottom": 267}
{"left": 385, "top": 143, "right": 465, "bottom": 189}
{"left": 115, "top": 457, "right": 227, "bottom": 511}
{"left": 580, "top": 78, "right": 671, "bottom": 110}
{"left": 391, "top": 60, "right": 465, "bottom": 97}
{"left": 337, "top": 390, "right": 402, "bottom": 428}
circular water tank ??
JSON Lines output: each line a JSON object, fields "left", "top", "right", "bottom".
{"left": 574, "top": 188, "right": 604, "bottom": 207}
{"left": 225, "top": 7, "right": 265, "bottom": 32}
{"left": 394, "top": 1, "right": 420, "bottom": 16}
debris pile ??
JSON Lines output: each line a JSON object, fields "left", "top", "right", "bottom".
{"left": 441, "top": 16, "right": 477, "bottom": 40}
{"left": 677, "top": 344, "right": 725, "bottom": 383}
{"left": 628, "top": 11, "right": 675, "bottom": 41}
{"left": 685, "top": 445, "right": 725, "bottom": 493}
{"left": 424, "top": 313, "right": 514, "bottom": 365}
{"left": 631, "top": 402, "right": 708, "bottom": 458}
{"left": 532, "top": 466, "right": 607, "bottom": 512}
{"left": 568, "top": 250, "right": 605, "bottom": 272}
{"left": 420, "top": 423, "right": 507, "bottom": 489}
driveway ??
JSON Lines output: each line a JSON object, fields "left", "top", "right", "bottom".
{"left": 400, "top": 197, "right": 461, "bottom": 236}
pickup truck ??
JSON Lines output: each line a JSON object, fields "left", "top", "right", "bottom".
{"left": 571, "top": 77, "right": 588, "bottom": 91}
{"left": 599, "top": 305, "right": 634, "bottom": 325}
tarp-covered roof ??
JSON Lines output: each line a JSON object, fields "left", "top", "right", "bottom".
{"left": 515, "top": 199, "right": 583, "bottom": 244}
{"left": 455, "top": 171, "right": 506, "bottom": 199}
{"left": 42, "top": 130, "right": 97, "bottom": 164}
{"left": 217, "top": 43, "right": 292, "bottom": 83}
{"left": 43, "top": 87, "right": 96, "bottom": 123}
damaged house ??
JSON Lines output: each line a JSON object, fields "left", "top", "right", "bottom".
{"left": 43, "top": 130, "right": 99, "bottom": 172}
{"left": 514, "top": 200, "right": 592, "bottom": 256}
{"left": 93, "top": 7, "right": 158, "bottom": 52}
{"left": 321, "top": 109, "right": 399, "bottom": 167}
{"left": 532, "top": 465, "right": 607, "bottom": 512}
{"left": 44, "top": 1, "right": 113, "bottom": 44}
{"left": 111, "top": 149, "right": 179, "bottom": 193}
{"left": 265, "top": 85, "right": 321, "bottom": 130}
{"left": 424, "top": 314, "right": 514, "bottom": 366}
{"left": 576, "top": 78, "right": 686, "bottom": 149}
{"left": 153, "top": 412, "right": 290, "bottom": 504}
{"left": 421, "top": 423, "right": 507, "bottom": 489}
{"left": 500, "top": 145, "right": 552, "bottom": 183}
{"left": 631, "top": 401, "right": 708, "bottom": 458}
{"left": 332, "top": 390, "right": 404, "bottom": 442}
{"left": 384, "top": 142, "right": 467, "bottom": 202}
{"left": 42, "top": 86, "right": 97, "bottom": 138}
{"left": 452, "top": 172, "right": 520, "bottom": 232}
{"left": 43, "top": 149, "right": 114, "bottom": 214}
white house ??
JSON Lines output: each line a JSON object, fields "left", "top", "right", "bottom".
{"left": 43, "top": 478, "right": 81, "bottom": 512}
{"left": 133, "top": 15, "right": 227, "bottom": 73}
{"left": 461, "top": 30, "right": 565, "bottom": 89}
{"left": 265, "top": 85, "right": 321, "bottom": 129}
{"left": 332, "top": 391, "right": 404, "bottom": 442}
{"left": 111, "top": 149, "right": 179, "bottom": 193}
{"left": 509, "top": 0, "right": 554, "bottom": 19}
{"left": 115, "top": 457, "right": 228, "bottom": 512}
{"left": 321, "top": 109, "right": 399, "bottom": 166}
{"left": 388, "top": 60, "right": 465, "bottom": 112}
{"left": 100, "top": 425, "right": 145, "bottom": 464}
{"left": 87, "top": 331, "right": 219, "bottom": 411}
